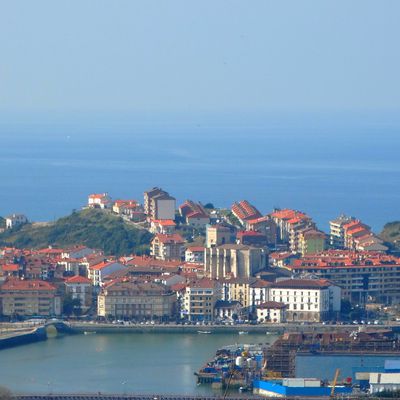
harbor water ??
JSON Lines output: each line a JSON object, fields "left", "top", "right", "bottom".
{"left": 1, "top": 332, "right": 399, "bottom": 394}
{"left": 0, "top": 332, "right": 274, "bottom": 395}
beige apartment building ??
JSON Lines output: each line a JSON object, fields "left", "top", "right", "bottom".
{"left": 0, "top": 279, "right": 61, "bottom": 317}
{"left": 144, "top": 187, "right": 176, "bottom": 221}
{"left": 183, "top": 278, "right": 222, "bottom": 322}
{"left": 97, "top": 280, "right": 176, "bottom": 319}
{"left": 150, "top": 233, "right": 185, "bottom": 261}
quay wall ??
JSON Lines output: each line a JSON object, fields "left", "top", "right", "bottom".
{"left": 14, "top": 394, "right": 356, "bottom": 400}
{"left": 0, "top": 328, "right": 46, "bottom": 350}
{"left": 69, "top": 322, "right": 398, "bottom": 335}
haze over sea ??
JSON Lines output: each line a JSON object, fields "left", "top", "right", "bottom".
{"left": 1, "top": 112, "right": 399, "bottom": 232}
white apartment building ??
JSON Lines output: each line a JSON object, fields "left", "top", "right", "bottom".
{"left": 269, "top": 279, "right": 341, "bottom": 322}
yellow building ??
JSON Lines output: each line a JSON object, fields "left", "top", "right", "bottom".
{"left": 298, "top": 229, "right": 326, "bottom": 256}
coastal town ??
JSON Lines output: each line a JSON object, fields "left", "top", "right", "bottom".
{"left": 1, "top": 187, "right": 400, "bottom": 397}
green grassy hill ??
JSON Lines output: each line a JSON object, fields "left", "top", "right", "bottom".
{"left": 380, "top": 221, "right": 400, "bottom": 251}
{"left": 0, "top": 209, "right": 152, "bottom": 256}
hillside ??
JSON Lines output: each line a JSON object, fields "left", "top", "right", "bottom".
{"left": 0, "top": 209, "right": 153, "bottom": 256}
{"left": 380, "top": 221, "right": 400, "bottom": 251}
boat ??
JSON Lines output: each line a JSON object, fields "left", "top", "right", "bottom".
{"left": 197, "top": 330, "right": 212, "bottom": 334}
{"left": 238, "top": 331, "right": 248, "bottom": 335}
{"left": 83, "top": 331, "right": 96, "bottom": 335}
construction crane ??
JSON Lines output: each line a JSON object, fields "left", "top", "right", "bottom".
{"left": 330, "top": 368, "right": 341, "bottom": 397}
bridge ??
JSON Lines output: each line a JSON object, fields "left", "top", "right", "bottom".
{"left": 43, "top": 320, "right": 74, "bottom": 334}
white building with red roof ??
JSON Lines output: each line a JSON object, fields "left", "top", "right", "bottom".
{"left": 88, "top": 261, "right": 126, "bottom": 287}
{"left": 65, "top": 275, "right": 93, "bottom": 310}
{"left": 179, "top": 200, "right": 210, "bottom": 227}
{"left": 256, "top": 301, "right": 287, "bottom": 323}
{"left": 150, "top": 219, "right": 176, "bottom": 234}
{"left": 88, "top": 193, "right": 112, "bottom": 209}
{"left": 185, "top": 246, "right": 205, "bottom": 263}
{"left": 269, "top": 278, "right": 340, "bottom": 322}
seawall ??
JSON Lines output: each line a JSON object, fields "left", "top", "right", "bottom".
{"left": 69, "top": 322, "right": 397, "bottom": 335}
{"left": 0, "top": 327, "right": 46, "bottom": 350}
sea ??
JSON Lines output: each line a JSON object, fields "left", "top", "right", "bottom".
{"left": 1, "top": 114, "right": 399, "bottom": 232}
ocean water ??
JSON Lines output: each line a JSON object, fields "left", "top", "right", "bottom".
{"left": 1, "top": 116, "right": 399, "bottom": 231}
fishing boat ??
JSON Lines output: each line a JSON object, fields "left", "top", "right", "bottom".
{"left": 238, "top": 331, "right": 248, "bottom": 335}
{"left": 197, "top": 330, "right": 212, "bottom": 334}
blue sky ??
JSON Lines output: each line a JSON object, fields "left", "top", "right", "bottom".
{"left": 1, "top": 1, "right": 400, "bottom": 122}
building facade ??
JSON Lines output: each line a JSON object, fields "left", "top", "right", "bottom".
{"left": 183, "top": 279, "right": 222, "bottom": 322}
{"left": 150, "top": 234, "right": 185, "bottom": 261}
{"left": 64, "top": 275, "right": 92, "bottom": 310}
{"left": 204, "top": 244, "right": 267, "bottom": 279}
{"left": 97, "top": 280, "right": 176, "bottom": 319}
{"left": 288, "top": 251, "right": 400, "bottom": 305}
{"left": 269, "top": 279, "right": 341, "bottom": 322}
{"left": 0, "top": 279, "right": 61, "bottom": 317}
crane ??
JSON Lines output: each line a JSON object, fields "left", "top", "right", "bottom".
{"left": 330, "top": 368, "right": 341, "bottom": 397}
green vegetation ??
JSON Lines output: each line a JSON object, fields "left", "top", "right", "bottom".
{"left": 0, "top": 209, "right": 152, "bottom": 256}
{"left": 0, "top": 217, "right": 5, "bottom": 229}
{"left": 380, "top": 221, "right": 400, "bottom": 251}
{"left": 63, "top": 294, "right": 82, "bottom": 316}
{"left": 0, "top": 386, "right": 12, "bottom": 400}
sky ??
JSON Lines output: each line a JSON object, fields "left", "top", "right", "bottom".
{"left": 1, "top": 1, "right": 400, "bottom": 125}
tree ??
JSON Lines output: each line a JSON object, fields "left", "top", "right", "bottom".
{"left": 340, "top": 299, "right": 352, "bottom": 316}
{"left": 0, "top": 386, "right": 12, "bottom": 400}
{"left": 63, "top": 293, "right": 82, "bottom": 316}
{"left": 204, "top": 203, "right": 214, "bottom": 209}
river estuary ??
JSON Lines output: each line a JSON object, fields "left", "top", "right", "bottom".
{"left": 0, "top": 332, "right": 397, "bottom": 395}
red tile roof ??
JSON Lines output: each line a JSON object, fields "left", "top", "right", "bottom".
{"left": 271, "top": 279, "right": 332, "bottom": 289}
{"left": 0, "top": 279, "right": 56, "bottom": 291}
{"left": 152, "top": 219, "right": 176, "bottom": 226}
{"left": 2, "top": 264, "right": 19, "bottom": 272}
{"left": 153, "top": 233, "right": 184, "bottom": 244}
{"left": 186, "top": 246, "right": 205, "bottom": 252}
{"left": 258, "top": 301, "right": 287, "bottom": 309}
{"left": 65, "top": 275, "right": 91, "bottom": 284}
